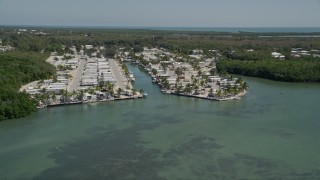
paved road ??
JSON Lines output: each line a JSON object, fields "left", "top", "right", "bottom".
{"left": 68, "top": 56, "right": 86, "bottom": 91}
{"left": 109, "top": 59, "right": 125, "bottom": 89}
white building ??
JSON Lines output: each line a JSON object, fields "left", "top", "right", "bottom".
{"left": 85, "top": 45, "right": 94, "bottom": 49}
{"left": 272, "top": 52, "right": 285, "bottom": 60}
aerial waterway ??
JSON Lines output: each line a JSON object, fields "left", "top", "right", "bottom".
{"left": 1, "top": 64, "right": 320, "bottom": 179}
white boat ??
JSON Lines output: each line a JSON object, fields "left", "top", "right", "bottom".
{"left": 129, "top": 73, "right": 135, "bottom": 81}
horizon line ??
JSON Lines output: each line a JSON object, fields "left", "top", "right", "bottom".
{"left": 1, "top": 24, "right": 320, "bottom": 28}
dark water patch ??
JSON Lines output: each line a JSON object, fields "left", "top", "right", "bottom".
{"left": 34, "top": 125, "right": 169, "bottom": 180}
{"left": 34, "top": 112, "right": 185, "bottom": 180}
{"left": 192, "top": 103, "right": 275, "bottom": 120}
{"left": 154, "top": 103, "right": 172, "bottom": 111}
{"left": 122, "top": 111, "right": 149, "bottom": 124}
{"left": 234, "top": 153, "right": 279, "bottom": 171}
{"left": 212, "top": 153, "right": 320, "bottom": 179}
{"left": 257, "top": 128, "right": 294, "bottom": 138}
{"left": 161, "top": 136, "right": 223, "bottom": 174}
{"left": 218, "top": 158, "right": 237, "bottom": 175}
{"left": 85, "top": 126, "right": 110, "bottom": 135}
{"left": 153, "top": 114, "right": 183, "bottom": 125}
{"left": 165, "top": 136, "right": 222, "bottom": 156}
{"left": 122, "top": 111, "right": 183, "bottom": 126}
{"left": 288, "top": 169, "right": 320, "bottom": 178}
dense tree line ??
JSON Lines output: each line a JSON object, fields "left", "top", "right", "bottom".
{"left": 2, "top": 27, "right": 320, "bottom": 55}
{"left": 0, "top": 51, "right": 54, "bottom": 120}
{"left": 0, "top": 89, "right": 37, "bottom": 120}
{"left": 216, "top": 59, "right": 320, "bottom": 82}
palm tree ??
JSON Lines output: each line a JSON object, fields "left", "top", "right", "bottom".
{"left": 105, "top": 81, "right": 114, "bottom": 97}
{"left": 151, "top": 68, "right": 158, "bottom": 77}
{"left": 88, "top": 88, "right": 96, "bottom": 95}
{"left": 182, "top": 66, "right": 187, "bottom": 72}
{"left": 176, "top": 77, "right": 180, "bottom": 83}
{"left": 71, "top": 90, "right": 77, "bottom": 101}
{"left": 34, "top": 94, "right": 41, "bottom": 105}
{"left": 176, "top": 83, "right": 183, "bottom": 93}
{"left": 175, "top": 67, "right": 183, "bottom": 77}
{"left": 60, "top": 89, "right": 70, "bottom": 104}
{"left": 76, "top": 90, "right": 84, "bottom": 102}
{"left": 242, "top": 82, "right": 248, "bottom": 90}
{"left": 208, "top": 88, "right": 214, "bottom": 97}
{"left": 50, "top": 92, "right": 57, "bottom": 103}
{"left": 117, "top": 88, "right": 122, "bottom": 97}
{"left": 216, "top": 89, "right": 222, "bottom": 98}
{"left": 122, "top": 64, "right": 129, "bottom": 77}
{"left": 209, "top": 68, "right": 216, "bottom": 76}
{"left": 42, "top": 93, "right": 50, "bottom": 105}
{"left": 184, "top": 83, "right": 192, "bottom": 94}
{"left": 162, "top": 79, "right": 170, "bottom": 90}
{"left": 40, "top": 87, "right": 46, "bottom": 94}
{"left": 200, "top": 80, "right": 205, "bottom": 87}
{"left": 236, "top": 77, "right": 243, "bottom": 84}
{"left": 194, "top": 85, "right": 199, "bottom": 95}
{"left": 197, "top": 70, "right": 202, "bottom": 77}
{"left": 132, "top": 89, "right": 137, "bottom": 96}
{"left": 160, "top": 63, "right": 168, "bottom": 73}
{"left": 192, "top": 78, "right": 198, "bottom": 86}
{"left": 139, "top": 89, "right": 144, "bottom": 95}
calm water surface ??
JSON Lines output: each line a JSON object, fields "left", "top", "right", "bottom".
{"left": 1, "top": 64, "right": 320, "bottom": 179}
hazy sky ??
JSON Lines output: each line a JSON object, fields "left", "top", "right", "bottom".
{"left": 1, "top": 0, "right": 320, "bottom": 27}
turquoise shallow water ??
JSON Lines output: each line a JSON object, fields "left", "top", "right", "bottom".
{"left": 1, "top": 64, "right": 320, "bottom": 179}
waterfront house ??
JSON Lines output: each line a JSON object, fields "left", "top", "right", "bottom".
{"left": 208, "top": 76, "right": 221, "bottom": 82}
{"left": 192, "top": 49, "right": 203, "bottom": 55}
{"left": 25, "top": 87, "right": 40, "bottom": 95}
{"left": 85, "top": 45, "right": 94, "bottom": 49}
{"left": 167, "top": 78, "right": 177, "bottom": 85}
{"left": 272, "top": 52, "right": 285, "bottom": 60}
{"left": 57, "top": 76, "right": 68, "bottom": 84}
{"left": 81, "top": 79, "right": 98, "bottom": 86}
{"left": 47, "top": 84, "right": 66, "bottom": 94}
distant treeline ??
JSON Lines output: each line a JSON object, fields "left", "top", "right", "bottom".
{"left": 0, "top": 51, "right": 54, "bottom": 120}
{"left": 2, "top": 28, "right": 320, "bottom": 55}
{"left": 216, "top": 59, "right": 320, "bottom": 82}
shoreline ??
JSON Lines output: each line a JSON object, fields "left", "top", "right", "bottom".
{"left": 38, "top": 94, "right": 144, "bottom": 109}
{"left": 132, "top": 62, "right": 247, "bottom": 101}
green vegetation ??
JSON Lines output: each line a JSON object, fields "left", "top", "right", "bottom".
{"left": 217, "top": 59, "right": 320, "bottom": 82}
{"left": 0, "top": 51, "right": 54, "bottom": 120}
